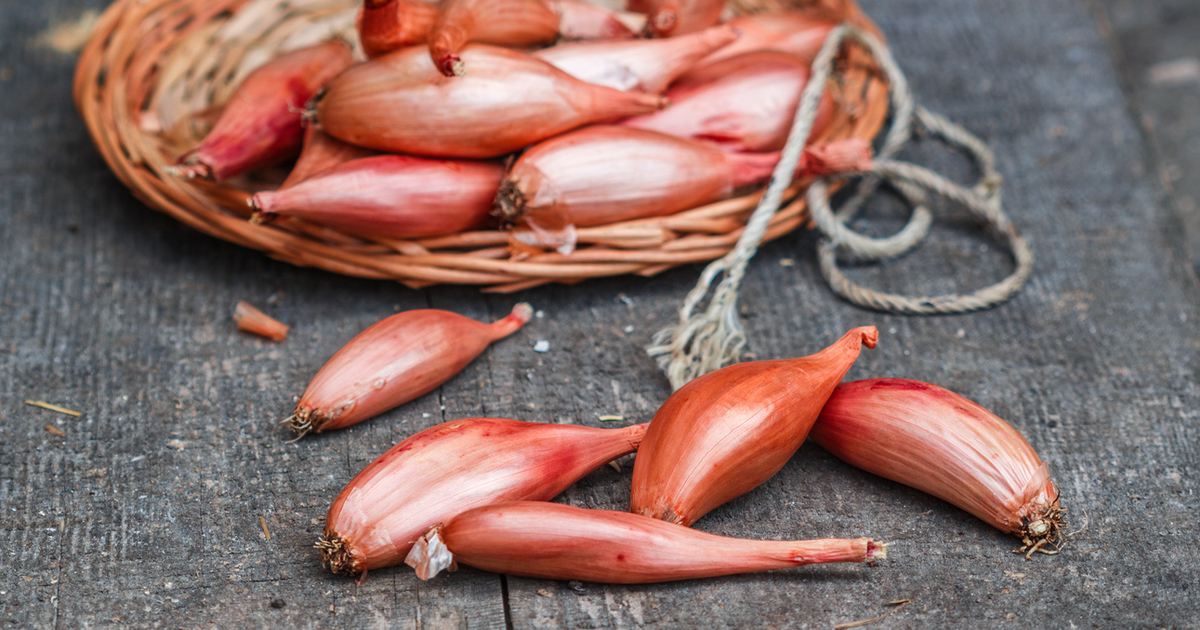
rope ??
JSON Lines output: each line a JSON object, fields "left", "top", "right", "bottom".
{"left": 647, "top": 24, "right": 1034, "bottom": 390}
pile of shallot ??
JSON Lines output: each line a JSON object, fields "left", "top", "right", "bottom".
{"left": 168, "top": 0, "right": 875, "bottom": 254}
{"left": 189, "top": 0, "right": 1067, "bottom": 591}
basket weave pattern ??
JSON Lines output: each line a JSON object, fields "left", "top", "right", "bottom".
{"left": 74, "top": 0, "right": 889, "bottom": 292}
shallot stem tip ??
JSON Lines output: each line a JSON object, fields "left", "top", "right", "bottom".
{"left": 868, "top": 541, "right": 889, "bottom": 560}
{"left": 163, "top": 162, "right": 212, "bottom": 181}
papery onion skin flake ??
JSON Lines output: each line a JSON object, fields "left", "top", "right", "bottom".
{"left": 629, "top": 0, "right": 725, "bottom": 38}
{"left": 629, "top": 327, "right": 878, "bottom": 527}
{"left": 406, "top": 501, "right": 886, "bottom": 582}
{"left": 286, "top": 303, "right": 533, "bottom": 436}
{"left": 320, "top": 418, "right": 648, "bottom": 577}
{"left": 811, "top": 378, "right": 1065, "bottom": 558}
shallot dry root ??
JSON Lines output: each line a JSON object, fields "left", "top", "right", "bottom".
{"left": 405, "top": 501, "right": 886, "bottom": 582}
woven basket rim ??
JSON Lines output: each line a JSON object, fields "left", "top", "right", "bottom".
{"left": 74, "top": 0, "right": 890, "bottom": 292}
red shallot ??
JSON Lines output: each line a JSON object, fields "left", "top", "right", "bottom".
{"left": 496, "top": 126, "right": 872, "bottom": 253}
{"left": 697, "top": 11, "right": 835, "bottom": 66}
{"left": 811, "top": 378, "right": 1065, "bottom": 558}
{"left": 319, "top": 418, "right": 647, "bottom": 576}
{"left": 623, "top": 51, "right": 836, "bottom": 153}
{"left": 358, "top": 0, "right": 439, "bottom": 59}
{"left": 629, "top": 327, "right": 878, "bottom": 526}
{"left": 315, "top": 45, "right": 666, "bottom": 158}
{"left": 279, "top": 125, "right": 376, "bottom": 189}
{"left": 534, "top": 24, "right": 738, "bottom": 93}
{"left": 406, "top": 501, "right": 886, "bottom": 582}
{"left": 628, "top": 0, "right": 725, "bottom": 38}
{"left": 251, "top": 154, "right": 502, "bottom": 238}
{"left": 170, "top": 41, "right": 353, "bottom": 181}
{"left": 429, "top": 0, "right": 561, "bottom": 76}
{"left": 286, "top": 303, "right": 532, "bottom": 436}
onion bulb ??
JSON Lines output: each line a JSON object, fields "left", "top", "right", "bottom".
{"left": 357, "top": 0, "right": 439, "bottom": 59}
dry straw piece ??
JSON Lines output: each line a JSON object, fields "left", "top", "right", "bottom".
{"left": 73, "top": 0, "right": 889, "bottom": 292}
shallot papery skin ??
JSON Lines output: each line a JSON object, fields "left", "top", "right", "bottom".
{"left": 233, "top": 301, "right": 288, "bottom": 341}
{"left": 358, "top": 0, "right": 439, "bottom": 59}
{"left": 171, "top": 41, "right": 353, "bottom": 181}
{"left": 315, "top": 45, "right": 666, "bottom": 158}
{"left": 250, "top": 155, "right": 502, "bottom": 238}
{"left": 406, "top": 501, "right": 885, "bottom": 582}
{"left": 622, "top": 51, "right": 836, "bottom": 153}
{"left": 811, "top": 379, "right": 1065, "bottom": 558}
{"left": 629, "top": 327, "right": 878, "bottom": 527}
{"left": 318, "top": 418, "right": 647, "bottom": 576}
{"left": 628, "top": 0, "right": 725, "bottom": 37}
{"left": 698, "top": 11, "right": 836, "bottom": 67}
{"left": 286, "top": 303, "right": 532, "bottom": 436}
{"left": 547, "top": 0, "right": 640, "bottom": 40}
{"left": 279, "top": 125, "right": 376, "bottom": 189}
{"left": 429, "top": 0, "right": 560, "bottom": 76}
{"left": 534, "top": 24, "right": 738, "bottom": 93}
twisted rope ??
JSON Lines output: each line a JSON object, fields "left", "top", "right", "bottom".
{"left": 647, "top": 24, "right": 1033, "bottom": 389}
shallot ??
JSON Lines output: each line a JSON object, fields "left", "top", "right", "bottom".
{"left": 697, "top": 11, "right": 836, "bottom": 66}
{"left": 534, "top": 24, "right": 738, "bottom": 93}
{"left": 628, "top": 0, "right": 725, "bottom": 38}
{"left": 279, "top": 125, "right": 376, "bottom": 189}
{"left": 251, "top": 155, "right": 502, "bottom": 238}
{"left": 406, "top": 501, "right": 886, "bottom": 582}
{"left": 286, "top": 303, "right": 532, "bottom": 436}
{"left": 319, "top": 418, "right": 647, "bottom": 576}
{"left": 547, "top": 0, "right": 641, "bottom": 41}
{"left": 811, "top": 378, "right": 1065, "bottom": 558}
{"left": 358, "top": 0, "right": 439, "bottom": 59}
{"left": 629, "top": 327, "right": 878, "bottom": 526}
{"left": 170, "top": 41, "right": 353, "bottom": 181}
{"left": 315, "top": 45, "right": 666, "bottom": 158}
{"left": 623, "top": 51, "right": 836, "bottom": 153}
{"left": 429, "top": 0, "right": 560, "bottom": 76}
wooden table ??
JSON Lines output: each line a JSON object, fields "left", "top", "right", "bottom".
{"left": 2, "top": 0, "right": 1198, "bottom": 627}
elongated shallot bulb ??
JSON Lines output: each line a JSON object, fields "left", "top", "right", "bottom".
{"left": 623, "top": 51, "right": 836, "bottom": 153}
{"left": 251, "top": 155, "right": 502, "bottom": 238}
{"left": 697, "top": 11, "right": 835, "bottom": 67}
{"left": 496, "top": 126, "right": 872, "bottom": 253}
{"left": 429, "top": 0, "right": 560, "bottom": 76}
{"left": 547, "top": 0, "right": 642, "bottom": 40}
{"left": 286, "top": 304, "right": 532, "bottom": 436}
{"left": 319, "top": 418, "right": 647, "bottom": 577}
{"left": 628, "top": 0, "right": 725, "bottom": 37}
{"left": 169, "top": 41, "right": 353, "bottom": 181}
{"left": 534, "top": 24, "right": 738, "bottom": 93}
{"left": 280, "top": 125, "right": 377, "bottom": 189}
{"left": 358, "top": 0, "right": 439, "bottom": 59}
{"left": 629, "top": 327, "right": 878, "bottom": 527}
{"left": 315, "top": 45, "right": 666, "bottom": 158}
{"left": 812, "top": 379, "right": 1065, "bottom": 558}
{"left": 406, "top": 501, "right": 886, "bottom": 582}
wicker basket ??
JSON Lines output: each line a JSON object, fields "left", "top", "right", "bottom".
{"left": 74, "top": 0, "right": 889, "bottom": 292}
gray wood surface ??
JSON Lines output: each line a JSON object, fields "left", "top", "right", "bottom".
{"left": 2, "top": 0, "right": 1199, "bottom": 628}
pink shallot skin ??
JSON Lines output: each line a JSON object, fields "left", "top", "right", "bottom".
{"left": 315, "top": 44, "right": 667, "bottom": 158}
{"left": 546, "top": 0, "right": 640, "bottom": 40}
{"left": 286, "top": 304, "right": 533, "bottom": 436}
{"left": 320, "top": 418, "right": 647, "bottom": 576}
{"left": 357, "top": 0, "right": 439, "bottom": 59}
{"left": 172, "top": 41, "right": 353, "bottom": 181}
{"left": 408, "top": 501, "right": 885, "bottom": 583}
{"left": 697, "top": 11, "right": 836, "bottom": 67}
{"left": 628, "top": 0, "right": 725, "bottom": 38}
{"left": 279, "top": 125, "right": 377, "bottom": 189}
{"left": 630, "top": 327, "right": 878, "bottom": 527}
{"left": 534, "top": 24, "right": 738, "bottom": 93}
{"left": 429, "top": 0, "right": 560, "bottom": 76}
{"left": 622, "top": 51, "right": 837, "bottom": 153}
{"left": 811, "top": 379, "right": 1064, "bottom": 556}
{"left": 251, "top": 155, "right": 502, "bottom": 239}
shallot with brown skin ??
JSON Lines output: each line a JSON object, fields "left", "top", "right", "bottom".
{"left": 629, "top": 327, "right": 878, "bottom": 527}
{"left": 314, "top": 44, "right": 666, "bottom": 158}
{"left": 811, "top": 378, "right": 1066, "bottom": 559}
{"left": 429, "top": 0, "right": 560, "bottom": 76}
{"left": 534, "top": 24, "right": 738, "bottom": 93}
{"left": 250, "top": 154, "right": 502, "bottom": 239}
{"left": 406, "top": 501, "right": 886, "bottom": 582}
{"left": 357, "top": 0, "right": 439, "bottom": 59}
{"left": 169, "top": 41, "right": 353, "bottom": 181}
{"left": 319, "top": 418, "right": 647, "bottom": 577}
{"left": 628, "top": 0, "right": 725, "bottom": 38}
{"left": 286, "top": 303, "right": 532, "bottom": 436}
{"left": 622, "top": 51, "right": 837, "bottom": 153}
